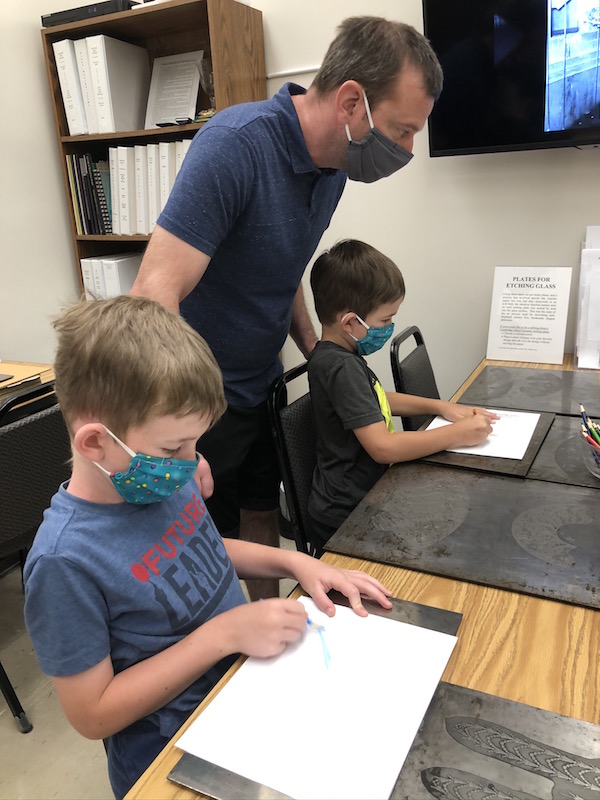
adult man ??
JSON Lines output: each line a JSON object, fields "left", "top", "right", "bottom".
{"left": 131, "top": 16, "right": 443, "bottom": 598}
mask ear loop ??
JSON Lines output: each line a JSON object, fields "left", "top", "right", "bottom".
{"left": 101, "top": 425, "right": 137, "bottom": 458}
{"left": 341, "top": 312, "right": 370, "bottom": 345}
{"left": 362, "top": 89, "right": 375, "bottom": 128}
{"left": 345, "top": 88, "right": 375, "bottom": 142}
{"left": 94, "top": 425, "right": 137, "bottom": 477}
{"left": 342, "top": 312, "right": 370, "bottom": 331}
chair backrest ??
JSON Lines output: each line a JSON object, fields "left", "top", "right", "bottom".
{"left": 268, "top": 362, "right": 317, "bottom": 556}
{"left": 0, "top": 385, "right": 71, "bottom": 559}
{"left": 390, "top": 325, "right": 441, "bottom": 432}
{"left": 0, "top": 381, "right": 59, "bottom": 426}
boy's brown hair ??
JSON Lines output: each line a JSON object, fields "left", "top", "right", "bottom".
{"left": 310, "top": 239, "right": 405, "bottom": 325}
{"left": 53, "top": 295, "right": 226, "bottom": 436}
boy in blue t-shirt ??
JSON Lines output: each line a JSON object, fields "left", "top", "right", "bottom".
{"left": 24, "top": 295, "right": 392, "bottom": 799}
{"left": 307, "top": 240, "right": 498, "bottom": 552}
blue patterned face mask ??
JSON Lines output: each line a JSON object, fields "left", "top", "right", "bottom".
{"left": 343, "top": 313, "right": 395, "bottom": 356}
{"left": 95, "top": 427, "right": 199, "bottom": 504}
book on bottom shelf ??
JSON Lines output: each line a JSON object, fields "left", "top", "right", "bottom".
{"left": 80, "top": 252, "right": 143, "bottom": 299}
{"left": 91, "top": 256, "right": 107, "bottom": 299}
{"left": 79, "top": 257, "right": 95, "bottom": 300}
{"left": 102, "top": 252, "right": 143, "bottom": 297}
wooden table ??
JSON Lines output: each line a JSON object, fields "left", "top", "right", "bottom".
{"left": 126, "top": 355, "right": 600, "bottom": 799}
{"left": 0, "top": 360, "right": 54, "bottom": 391}
{"left": 449, "top": 353, "right": 578, "bottom": 402}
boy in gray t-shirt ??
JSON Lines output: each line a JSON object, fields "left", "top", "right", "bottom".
{"left": 308, "top": 240, "right": 498, "bottom": 552}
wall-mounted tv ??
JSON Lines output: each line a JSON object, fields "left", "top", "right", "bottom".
{"left": 422, "top": 0, "right": 600, "bottom": 156}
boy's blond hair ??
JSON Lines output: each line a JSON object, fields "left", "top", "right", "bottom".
{"left": 53, "top": 296, "right": 226, "bottom": 436}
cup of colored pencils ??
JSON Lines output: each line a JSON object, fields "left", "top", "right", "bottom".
{"left": 580, "top": 404, "right": 600, "bottom": 479}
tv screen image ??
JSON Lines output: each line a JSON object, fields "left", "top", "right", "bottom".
{"left": 423, "top": 0, "right": 600, "bottom": 156}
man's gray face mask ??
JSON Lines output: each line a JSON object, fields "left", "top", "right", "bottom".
{"left": 345, "top": 90, "right": 413, "bottom": 183}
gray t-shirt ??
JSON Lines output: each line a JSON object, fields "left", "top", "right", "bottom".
{"left": 308, "top": 341, "right": 389, "bottom": 529}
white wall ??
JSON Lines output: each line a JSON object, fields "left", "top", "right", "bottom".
{"left": 1, "top": 0, "right": 82, "bottom": 363}
{"left": 2, "top": 0, "right": 599, "bottom": 399}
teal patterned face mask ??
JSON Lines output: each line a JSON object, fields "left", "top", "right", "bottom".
{"left": 95, "top": 427, "right": 199, "bottom": 504}
{"left": 343, "top": 313, "right": 395, "bottom": 356}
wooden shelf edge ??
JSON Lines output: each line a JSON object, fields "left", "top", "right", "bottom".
{"left": 75, "top": 234, "right": 151, "bottom": 242}
{"left": 61, "top": 123, "right": 202, "bottom": 144}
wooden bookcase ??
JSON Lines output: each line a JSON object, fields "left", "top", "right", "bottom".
{"left": 41, "top": 0, "right": 266, "bottom": 291}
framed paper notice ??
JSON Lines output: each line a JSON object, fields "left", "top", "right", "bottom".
{"left": 144, "top": 50, "right": 202, "bottom": 128}
{"left": 486, "top": 266, "right": 572, "bottom": 364}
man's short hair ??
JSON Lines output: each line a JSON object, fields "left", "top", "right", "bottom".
{"left": 312, "top": 16, "right": 443, "bottom": 106}
{"left": 311, "top": 239, "right": 406, "bottom": 325}
{"left": 53, "top": 295, "right": 226, "bottom": 436}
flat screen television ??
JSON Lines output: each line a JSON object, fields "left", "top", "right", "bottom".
{"left": 422, "top": 0, "right": 600, "bottom": 156}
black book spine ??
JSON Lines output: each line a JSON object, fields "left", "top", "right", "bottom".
{"left": 71, "top": 154, "right": 90, "bottom": 234}
{"left": 80, "top": 154, "right": 101, "bottom": 235}
{"left": 92, "top": 162, "right": 112, "bottom": 234}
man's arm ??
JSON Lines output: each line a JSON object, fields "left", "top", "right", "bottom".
{"left": 130, "top": 225, "right": 211, "bottom": 313}
{"left": 288, "top": 283, "right": 318, "bottom": 358}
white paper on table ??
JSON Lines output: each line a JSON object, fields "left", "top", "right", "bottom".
{"left": 176, "top": 597, "right": 457, "bottom": 800}
{"left": 426, "top": 408, "right": 540, "bottom": 460}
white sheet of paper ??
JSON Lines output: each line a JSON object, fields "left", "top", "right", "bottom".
{"left": 426, "top": 408, "right": 540, "bottom": 460}
{"left": 176, "top": 597, "right": 457, "bottom": 800}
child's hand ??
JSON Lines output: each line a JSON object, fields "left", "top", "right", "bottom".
{"left": 292, "top": 557, "right": 393, "bottom": 618}
{"left": 451, "top": 412, "right": 494, "bottom": 446}
{"left": 224, "top": 598, "right": 307, "bottom": 658}
{"left": 441, "top": 403, "right": 499, "bottom": 423}
{"left": 193, "top": 453, "right": 214, "bottom": 499}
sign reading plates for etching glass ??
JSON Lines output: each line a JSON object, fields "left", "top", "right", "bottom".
{"left": 486, "top": 266, "right": 572, "bottom": 364}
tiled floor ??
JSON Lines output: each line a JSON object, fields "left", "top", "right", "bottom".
{"left": 0, "top": 536, "right": 298, "bottom": 800}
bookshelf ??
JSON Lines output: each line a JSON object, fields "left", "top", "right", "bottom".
{"left": 41, "top": 0, "right": 266, "bottom": 292}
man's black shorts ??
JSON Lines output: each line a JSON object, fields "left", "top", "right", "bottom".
{"left": 198, "top": 401, "right": 281, "bottom": 536}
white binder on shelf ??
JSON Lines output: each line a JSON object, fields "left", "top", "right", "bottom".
{"left": 102, "top": 252, "right": 143, "bottom": 297}
{"left": 52, "top": 39, "right": 88, "bottom": 136}
{"left": 73, "top": 38, "right": 99, "bottom": 134}
{"left": 86, "top": 34, "right": 150, "bottom": 133}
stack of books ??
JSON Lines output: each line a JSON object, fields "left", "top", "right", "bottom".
{"left": 66, "top": 141, "right": 190, "bottom": 236}
{"left": 66, "top": 154, "right": 112, "bottom": 234}
{"left": 53, "top": 35, "right": 151, "bottom": 135}
{"left": 79, "top": 252, "right": 144, "bottom": 299}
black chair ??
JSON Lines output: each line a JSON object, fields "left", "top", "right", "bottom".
{"left": 390, "top": 325, "right": 440, "bottom": 432}
{"left": 268, "top": 362, "right": 317, "bottom": 557}
{"left": 0, "top": 382, "right": 71, "bottom": 732}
